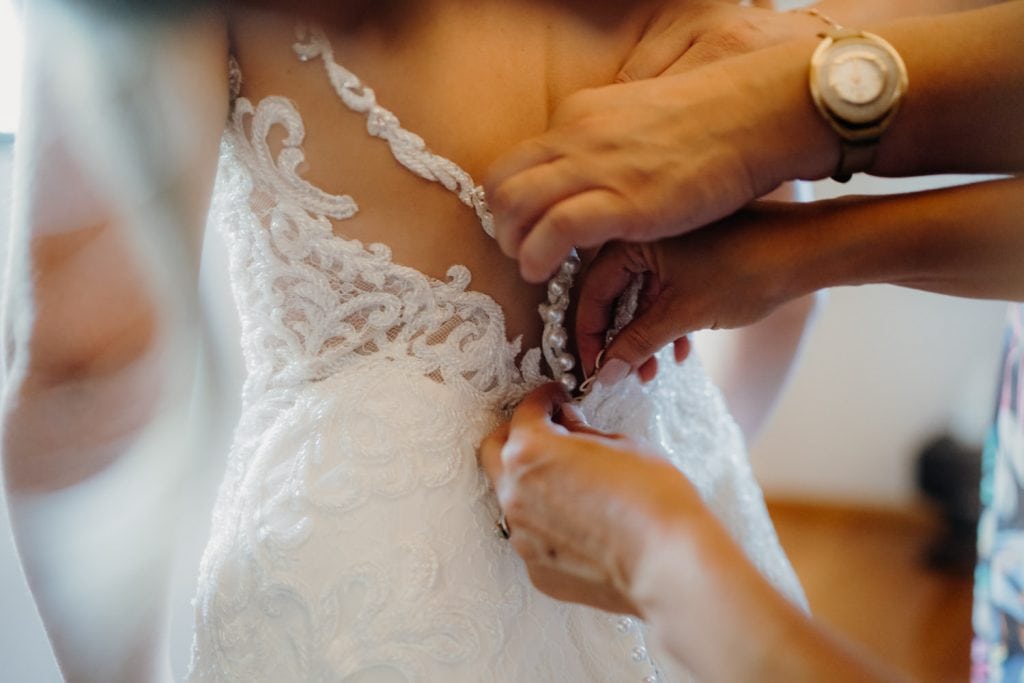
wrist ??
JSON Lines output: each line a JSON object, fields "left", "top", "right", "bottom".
{"left": 807, "top": 1, "right": 876, "bottom": 28}
{"left": 765, "top": 196, "right": 883, "bottom": 295}
{"left": 730, "top": 201, "right": 835, "bottom": 312}
{"left": 630, "top": 514, "right": 788, "bottom": 682}
{"left": 733, "top": 38, "right": 841, "bottom": 188}
{"left": 632, "top": 513, "right": 887, "bottom": 683}
{"left": 862, "top": 3, "right": 1024, "bottom": 175}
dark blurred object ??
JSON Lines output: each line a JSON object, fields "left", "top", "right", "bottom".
{"left": 916, "top": 435, "right": 982, "bottom": 575}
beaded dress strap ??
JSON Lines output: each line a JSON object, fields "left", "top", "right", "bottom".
{"left": 291, "top": 25, "right": 584, "bottom": 394}
{"left": 292, "top": 26, "right": 495, "bottom": 237}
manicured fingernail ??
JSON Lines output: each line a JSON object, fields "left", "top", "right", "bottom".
{"left": 595, "top": 358, "right": 630, "bottom": 387}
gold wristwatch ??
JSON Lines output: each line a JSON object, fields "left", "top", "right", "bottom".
{"left": 809, "top": 27, "right": 908, "bottom": 182}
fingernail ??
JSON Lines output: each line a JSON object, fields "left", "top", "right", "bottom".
{"left": 595, "top": 358, "right": 630, "bottom": 387}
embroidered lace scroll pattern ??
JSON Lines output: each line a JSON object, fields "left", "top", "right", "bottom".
{"left": 293, "top": 26, "right": 496, "bottom": 238}
{"left": 217, "top": 94, "right": 545, "bottom": 403}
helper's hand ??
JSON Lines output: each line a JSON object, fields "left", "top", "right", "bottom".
{"left": 481, "top": 386, "right": 901, "bottom": 683}
{"left": 617, "top": 0, "right": 828, "bottom": 82}
{"left": 576, "top": 201, "right": 814, "bottom": 377}
{"left": 484, "top": 37, "right": 836, "bottom": 283}
{"left": 479, "top": 383, "right": 713, "bottom": 615}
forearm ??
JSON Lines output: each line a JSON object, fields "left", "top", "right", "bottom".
{"left": 869, "top": 2, "right": 1024, "bottom": 175}
{"left": 5, "top": 376, "right": 178, "bottom": 683}
{"left": 485, "top": 387, "right": 904, "bottom": 681}
{"left": 631, "top": 516, "right": 904, "bottom": 683}
{"left": 813, "top": 0, "right": 1005, "bottom": 26}
{"left": 4, "top": 248, "right": 182, "bottom": 683}
{"left": 784, "top": 176, "right": 1024, "bottom": 301}
{"left": 754, "top": 1, "right": 1024, "bottom": 188}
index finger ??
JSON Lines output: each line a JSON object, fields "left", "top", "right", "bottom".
{"left": 575, "top": 242, "right": 643, "bottom": 374}
{"left": 510, "top": 383, "right": 572, "bottom": 433}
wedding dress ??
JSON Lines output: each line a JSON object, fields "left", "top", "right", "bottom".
{"left": 187, "top": 26, "right": 806, "bottom": 683}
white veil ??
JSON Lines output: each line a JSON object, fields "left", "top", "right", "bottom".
{"left": 1, "top": 2, "right": 231, "bottom": 677}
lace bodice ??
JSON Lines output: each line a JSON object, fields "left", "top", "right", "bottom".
{"left": 213, "top": 117, "right": 543, "bottom": 402}
{"left": 188, "top": 25, "right": 804, "bottom": 682}
{"left": 216, "top": 28, "right": 550, "bottom": 409}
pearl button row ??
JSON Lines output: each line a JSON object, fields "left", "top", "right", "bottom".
{"left": 611, "top": 616, "right": 662, "bottom": 682}
{"left": 540, "top": 252, "right": 582, "bottom": 394}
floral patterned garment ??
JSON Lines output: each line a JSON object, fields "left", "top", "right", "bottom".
{"left": 974, "top": 304, "right": 1024, "bottom": 682}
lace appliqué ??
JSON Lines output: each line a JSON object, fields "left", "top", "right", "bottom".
{"left": 215, "top": 93, "right": 545, "bottom": 404}
{"left": 293, "top": 25, "right": 495, "bottom": 237}
{"left": 290, "top": 25, "right": 583, "bottom": 393}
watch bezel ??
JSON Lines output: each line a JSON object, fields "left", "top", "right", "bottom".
{"left": 810, "top": 31, "right": 908, "bottom": 142}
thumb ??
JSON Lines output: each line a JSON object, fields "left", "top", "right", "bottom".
{"left": 616, "top": 26, "right": 697, "bottom": 82}
{"left": 556, "top": 404, "right": 616, "bottom": 438}
{"left": 605, "top": 293, "right": 697, "bottom": 371}
{"left": 575, "top": 242, "right": 648, "bottom": 375}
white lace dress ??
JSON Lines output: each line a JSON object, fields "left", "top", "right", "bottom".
{"left": 187, "top": 28, "right": 805, "bottom": 683}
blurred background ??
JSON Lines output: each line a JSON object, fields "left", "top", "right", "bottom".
{"left": 0, "top": 2, "right": 1005, "bottom": 681}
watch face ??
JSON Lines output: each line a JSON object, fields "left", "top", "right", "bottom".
{"left": 811, "top": 32, "right": 908, "bottom": 138}
{"left": 829, "top": 50, "right": 888, "bottom": 105}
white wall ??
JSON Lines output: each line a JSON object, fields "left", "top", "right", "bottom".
{"left": 750, "top": 285, "right": 1004, "bottom": 505}
{"left": 746, "top": 176, "right": 1008, "bottom": 506}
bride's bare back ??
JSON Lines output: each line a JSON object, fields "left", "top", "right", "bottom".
{"left": 229, "top": 0, "right": 660, "bottom": 348}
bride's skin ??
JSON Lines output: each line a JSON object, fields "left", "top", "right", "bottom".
{"left": 3, "top": 0, "right": 812, "bottom": 679}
